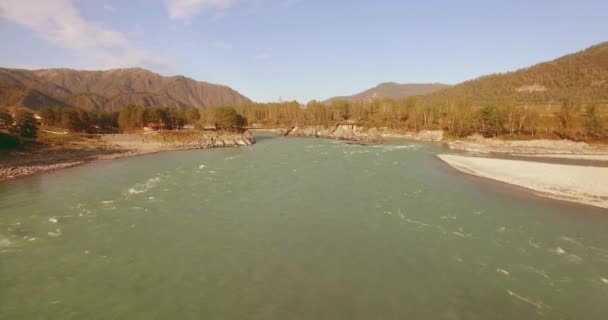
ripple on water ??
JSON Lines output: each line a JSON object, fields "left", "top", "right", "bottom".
{"left": 0, "top": 236, "right": 12, "bottom": 248}
{"left": 550, "top": 246, "right": 584, "bottom": 264}
{"left": 47, "top": 229, "right": 62, "bottom": 238}
{"left": 496, "top": 268, "right": 511, "bottom": 276}
{"left": 560, "top": 235, "right": 608, "bottom": 258}
{"left": 506, "top": 290, "right": 551, "bottom": 311}
{"left": 520, "top": 264, "right": 550, "bottom": 280}
{"left": 371, "top": 144, "right": 419, "bottom": 152}
{"left": 127, "top": 176, "right": 161, "bottom": 195}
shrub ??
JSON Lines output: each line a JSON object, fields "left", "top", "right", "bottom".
{"left": 0, "top": 132, "right": 21, "bottom": 149}
{"left": 10, "top": 110, "right": 38, "bottom": 139}
{"left": 213, "top": 107, "right": 246, "bottom": 131}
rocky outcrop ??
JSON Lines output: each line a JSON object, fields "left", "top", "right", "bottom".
{"left": 288, "top": 126, "right": 334, "bottom": 138}
{"left": 104, "top": 130, "right": 256, "bottom": 151}
{"left": 282, "top": 125, "right": 444, "bottom": 143}
{"left": 284, "top": 125, "right": 384, "bottom": 143}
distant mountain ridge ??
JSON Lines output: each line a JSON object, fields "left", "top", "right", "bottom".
{"left": 325, "top": 82, "right": 451, "bottom": 102}
{"left": 0, "top": 67, "right": 252, "bottom": 111}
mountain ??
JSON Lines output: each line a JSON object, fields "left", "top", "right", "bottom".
{"left": 0, "top": 67, "right": 252, "bottom": 111}
{"left": 422, "top": 42, "right": 608, "bottom": 105}
{"left": 325, "top": 82, "right": 451, "bottom": 103}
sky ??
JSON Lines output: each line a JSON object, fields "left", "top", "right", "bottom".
{"left": 0, "top": 0, "right": 607, "bottom": 102}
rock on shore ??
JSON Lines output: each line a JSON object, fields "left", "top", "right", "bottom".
{"left": 102, "top": 130, "right": 256, "bottom": 151}
{"left": 283, "top": 125, "right": 384, "bottom": 143}
{"left": 0, "top": 130, "right": 256, "bottom": 182}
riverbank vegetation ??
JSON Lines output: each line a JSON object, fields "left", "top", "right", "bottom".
{"left": 226, "top": 98, "right": 607, "bottom": 141}
{"left": 5, "top": 96, "right": 606, "bottom": 149}
{"left": 0, "top": 108, "right": 40, "bottom": 149}
{"left": 0, "top": 105, "right": 249, "bottom": 150}
{"left": 34, "top": 105, "right": 245, "bottom": 133}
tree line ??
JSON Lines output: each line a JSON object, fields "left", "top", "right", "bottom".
{"left": 2, "top": 96, "right": 606, "bottom": 149}
{"left": 230, "top": 98, "right": 606, "bottom": 140}
{"left": 1, "top": 105, "right": 248, "bottom": 149}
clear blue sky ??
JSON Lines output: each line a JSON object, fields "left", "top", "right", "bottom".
{"left": 1, "top": 0, "right": 606, "bottom": 102}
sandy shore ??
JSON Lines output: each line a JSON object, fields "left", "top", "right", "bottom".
{"left": 438, "top": 154, "right": 608, "bottom": 209}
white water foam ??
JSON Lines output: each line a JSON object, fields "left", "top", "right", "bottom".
{"left": 528, "top": 239, "right": 542, "bottom": 249}
{"left": 550, "top": 247, "right": 583, "bottom": 264}
{"left": 343, "top": 149, "right": 371, "bottom": 155}
{"left": 507, "top": 290, "right": 550, "bottom": 310}
{"left": 496, "top": 269, "right": 510, "bottom": 276}
{"left": 404, "top": 218, "right": 447, "bottom": 234}
{"left": 47, "top": 229, "right": 62, "bottom": 238}
{"left": 127, "top": 177, "right": 161, "bottom": 195}
{"left": 372, "top": 145, "right": 418, "bottom": 152}
{"left": 560, "top": 235, "right": 608, "bottom": 258}
{"left": 0, "top": 237, "right": 12, "bottom": 248}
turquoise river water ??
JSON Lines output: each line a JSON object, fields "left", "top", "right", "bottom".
{"left": 1, "top": 134, "right": 608, "bottom": 319}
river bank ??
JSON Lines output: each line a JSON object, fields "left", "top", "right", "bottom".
{"left": 0, "top": 130, "right": 255, "bottom": 182}
{"left": 438, "top": 154, "right": 608, "bottom": 209}
{"left": 252, "top": 125, "right": 444, "bottom": 143}
{"left": 446, "top": 135, "right": 608, "bottom": 161}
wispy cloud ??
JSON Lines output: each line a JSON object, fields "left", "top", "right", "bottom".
{"left": 164, "top": 0, "right": 240, "bottom": 21}
{"left": 0, "top": 0, "right": 167, "bottom": 70}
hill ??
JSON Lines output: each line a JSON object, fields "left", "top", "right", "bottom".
{"left": 0, "top": 67, "right": 252, "bottom": 111}
{"left": 422, "top": 42, "right": 608, "bottom": 105}
{"left": 325, "top": 82, "right": 451, "bottom": 103}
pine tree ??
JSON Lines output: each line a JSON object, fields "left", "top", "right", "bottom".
{"left": 10, "top": 110, "right": 38, "bottom": 139}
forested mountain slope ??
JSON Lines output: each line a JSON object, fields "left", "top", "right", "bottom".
{"left": 0, "top": 68, "right": 252, "bottom": 111}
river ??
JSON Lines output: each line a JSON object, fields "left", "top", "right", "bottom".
{"left": 1, "top": 134, "right": 607, "bottom": 319}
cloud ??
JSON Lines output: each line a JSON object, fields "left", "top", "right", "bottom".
{"left": 0, "top": 0, "right": 167, "bottom": 70}
{"left": 164, "top": 0, "right": 240, "bottom": 21}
